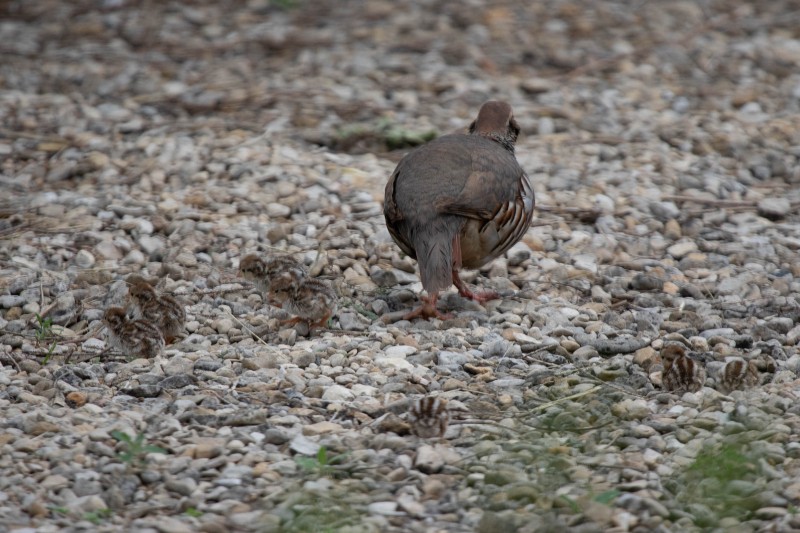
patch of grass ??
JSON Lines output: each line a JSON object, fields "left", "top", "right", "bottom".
{"left": 675, "top": 437, "right": 764, "bottom": 526}
{"left": 34, "top": 313, "right": 53, "bottom": 341}
{"left": 34, "top": 313, "right": 58, "bottom": 363}
{"left": 382, "top": 124, "right": 438, "bottom": 150}
{"left": 84, "top": 508, "right": 112, "bottom": 524}
{"left": 295, "top": 446, "right": 349, "bottom": 478}
{"left": 687, "top": 440, "right": 755, "bottom": 485}
{"left": 352, "top": 303, "right": 378, "bottom": 321}
{"left": 558, "top": 495, "right": 581, "bottom": 513}
{"left": 331, "top": 119, "right": 437, "bottom": 153}
{"left": 271, "top": 0, "right": 299, "bottom": 9}
{"left": 111, "top": 430, "right": 167, "bottom": 469}
{"left": 282, "top": 496, "right": 360, "bottom": 533}
{"left": 593, "top": 489, "right": 621, "bottom": 505}
{"left": 49, "top": 506, "right": 69, "bottom": 516}
{"left": 184, "top": 507, "right": 203, "bottom": 518}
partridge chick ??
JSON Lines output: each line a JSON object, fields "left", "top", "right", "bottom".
{"left": 661, "top": 344, "right": 706, "bottom": 393}
{"left": 269, "top": 269, "right": 337, "bottom": 329}
{"left": 102, "top": 307, "right": 164, "bottom": 358}
{"left": 719, "top": 358, "right": 760, "bottom": 393}
{"left": 239, "top": 253, "right": 307, "bottom": 294}
{"left": 408, "top": 396, "right": 450, "bottom": 438}
{"left": 127, "top": 279, "right": 185, "bottom": 344}
{"left": 384, "top": 101, "right": 535, "bottom": 319}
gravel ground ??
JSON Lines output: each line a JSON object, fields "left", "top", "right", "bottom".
{"left": 2, "top": 1, "right": 800, "bottom": 532}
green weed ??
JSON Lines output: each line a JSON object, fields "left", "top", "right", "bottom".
{"left": 295, "top": 446, "right": 349, "bottom": 478}
{"left": 83, "top": 508, "right": 112, "bottom": 524}
{"left": 34, "top": 313, "right": 58, "bottom": 363}
{"left": 111, "top": 430, "right": 167, "bottom": 469}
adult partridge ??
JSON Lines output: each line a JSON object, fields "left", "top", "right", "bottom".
{"left": 383, "top": 101, "right": 535, "bottom": 319}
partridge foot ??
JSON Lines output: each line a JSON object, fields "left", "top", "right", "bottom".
{"left": 403, "top": 295, "right": 452, "bottom": 321}
{"left": 307, "top": 312, "right": 333, "bottom": 330}
{"left": 452, "top": 272, "right": 500, "bottom": 304}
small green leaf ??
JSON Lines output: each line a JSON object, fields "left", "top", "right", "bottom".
{"left": 110, "top": 430, "right": 132, "bottom": 444}
{"left": 118, "top": 452, "right": 133, "bottom": 463}
{"left": 594, "top": 490, "right": 620, "bottom": 505}
{"left": 295, "top": 457, "right": 316, "bottom": 470}
{"left": 558, "top": 495, "right": 580, "bottom": 513}
{"left": 143, "top": 445, "right": 167, "bottom": 454}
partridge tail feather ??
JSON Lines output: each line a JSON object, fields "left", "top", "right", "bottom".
{"left": 412, "top": 220, "right": 460, "bottom": 295}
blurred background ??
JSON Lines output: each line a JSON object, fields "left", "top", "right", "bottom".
{"left": 2, "top": 0, "right": 798, "bottom": 167}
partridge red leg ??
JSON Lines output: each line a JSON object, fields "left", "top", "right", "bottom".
{"left": 308, "top": 311, "right": 333, "bottom": 330}
{"left": 452, "top": 271, "right": 500, "bottom": 303}
{"left": 451, "top": 235, "right": 500, "bottom": 304}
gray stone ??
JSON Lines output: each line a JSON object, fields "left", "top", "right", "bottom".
{"left": 0, "top": 295, "right": 26, "bottom": 308}
{"left": 757, "top": 198, "right": 790, "bottom": 219}
{"left": 337, "top": 311, "right": 367, "bottom": 331}
{"left": 649, "top": 201, "right": 681, "bottom": 221}
{"left": 436, "top": 350, "right": 475, "bottom": 368}
{"left": 666, "top": 241, "right": 698, "bottom": 259}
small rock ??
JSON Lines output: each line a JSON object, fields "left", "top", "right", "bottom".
{"left": 757, "top": 198, "right": 790, "bottom": 220}
{"left": 266, "top": 202, "right": 291, "bottom": 218}
{"left": 337, "top": 311, "right": 367, "bottom": 331}
{"left": 292, "top": 351, "right": 316, "bottom": 367}
{"left": 649, "top": 201, "right": 680, "bottom": 221}
{"left": 629, "top": 273, "right": 664, "bottom": 291}
{"left": 212, "top": 318, "right": 234, "bottom": 334}
{"left": 437, "top": 350, "right": 474, "bottom": 367}
{"left": 385, "top": 345, "right": 417, "bottom": 358}
{"left": 166, "top": 477, "right": 197, "bottom": 497}
{"left": 74, "top": 249, "right": 96, "bottom": 268}
{"left": 41, "top": 474, "right": 69, "bottom": 490}
{"left": 611, "top": 399, "right": 652, "bottom": 420}
{"left": 138, "top": 235, "right": 166, "bottom": 257}
{"left": 414, "top": 444, "right": 444, "bottom": 474}
{"left": 289, "top": 434, "right": 320, "bottom": 456}
{"left": 302, "top": 421, "right": 343, "bottom": 436}
{"left": 664, "top": 219, "right": 682, "bottom": 239}
{"left": 151, "top": 516, "right": 193, "bottom": 533}
{"left": 321, "top": 384, "right": 354, "bottom": 402}
{"left": 667, "top": 241, "right": 698, "bottom": 259}
{"left": 0, "top": 295, "right": 25, "bottom": 308}
{"left": 367, "top": 501, "right": 402, "bottom": 516}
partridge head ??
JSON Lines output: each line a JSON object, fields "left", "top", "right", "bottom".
{"left": 239, "top": 254, "right": 268, "bottom": 291}
{"left": 384, "top": 101, "right": 535, "bottom": 319}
